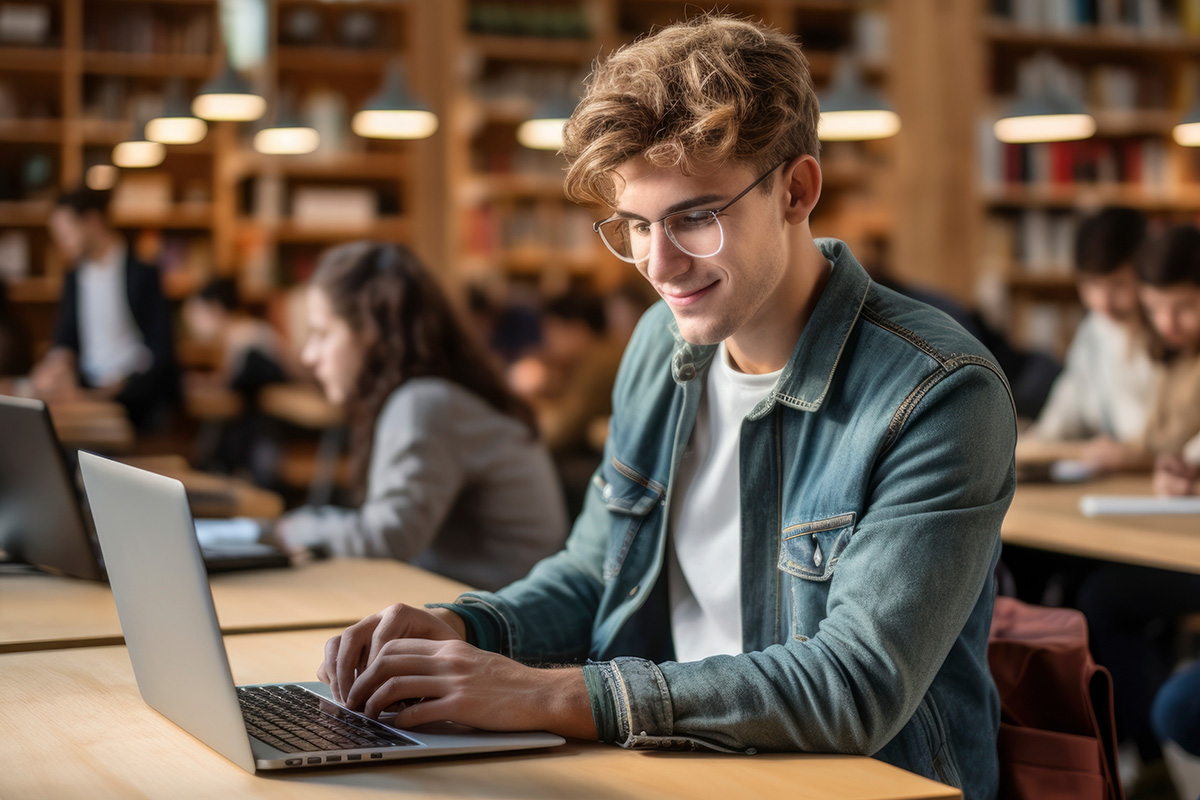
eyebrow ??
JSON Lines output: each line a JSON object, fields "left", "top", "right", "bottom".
{"left": 613, "top": 193, "right": 727, "bottom": 221}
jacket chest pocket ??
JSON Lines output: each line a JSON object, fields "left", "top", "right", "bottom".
{"left": 597, "top": 460, "right": 665, "bottom": 581}
{"left": 778, "top": 512, "right": 856, "bottom": 582}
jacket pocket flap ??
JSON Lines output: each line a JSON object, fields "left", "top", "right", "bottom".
{"left": 597, "top": 460, "right": 665, "bottom": 516}
{"left": 778, "top": 512, "right": 856, "bottom": 580}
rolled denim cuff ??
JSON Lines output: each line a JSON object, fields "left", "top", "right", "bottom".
{"left": 582, "top": 662, "right": 621, "bottom": 742}
{"left": 424, "top": 593, "right": 511, "bottom": 655}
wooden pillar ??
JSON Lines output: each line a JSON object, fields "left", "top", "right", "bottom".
{"left": 889, "top": 0, "right": 985, "bottom": 304}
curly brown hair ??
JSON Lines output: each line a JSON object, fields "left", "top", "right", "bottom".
{"left": 562, "top": 13, "right": 820, "bottom": 208}
{"left": 310, "top": 241, "right": 538, "bottom": 496}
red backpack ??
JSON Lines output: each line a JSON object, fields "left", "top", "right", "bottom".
{"left": 988, "top": 596, "right": 1124, "bottom": 800}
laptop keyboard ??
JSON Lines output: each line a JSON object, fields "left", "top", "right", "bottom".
{"left": 238, "top": 684, "right": 418, "bottom": 754}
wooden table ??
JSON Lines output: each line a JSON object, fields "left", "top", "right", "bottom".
{"left": 0, "top": 627, "right": 960, "bottom": 800}
{"left": 1002, "top": 475, "right": 1200, "bottom": 574}
{"left": 46, "top": 399, "right": 135, "bottom": 453}
{"left": 0, "top": 558, "right": 468, "bottom": 653}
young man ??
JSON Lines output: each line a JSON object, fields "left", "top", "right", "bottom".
{"left": 1030, "top": 207, "right": 1157, "bottom": 472}
{"left": 317, "top": 16, "right": 1016, "bottom": 798}
{"left": 30, "top": 187, "right": 178, "bottom": 429}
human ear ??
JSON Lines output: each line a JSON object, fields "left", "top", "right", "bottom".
{"left": 782, "top": 155, "right": 822, "bottom": 225}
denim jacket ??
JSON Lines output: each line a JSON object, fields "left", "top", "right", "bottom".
{"left": 443, "top": 239, "right": 1016, "bottom": 799}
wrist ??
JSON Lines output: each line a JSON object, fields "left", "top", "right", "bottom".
{"left": 428, "top": 606, "right": 468, "bottom": 641}
{"left": 539, "top": 667, "right": 597, "bottom": 740}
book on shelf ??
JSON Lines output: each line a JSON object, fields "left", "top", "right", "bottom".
{"left": 993, "top": 0, "right": 1191, "bottom": 35}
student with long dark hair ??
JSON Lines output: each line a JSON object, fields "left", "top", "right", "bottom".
{"left": 270, "top": 241, "right": 568, "bottom": 591}
{"left": 1076, "top": 223, "right": 1200, "bottom": 796}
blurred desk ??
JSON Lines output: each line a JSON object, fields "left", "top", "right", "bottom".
{"left": 0, "top": 627, "right": 960, "bottom": 800}
{"left": 260, "top": 383, "right": 342, "bottom": 430}
{"left": 0, "top": 558, "right": 469, "bottom": 654}
{"left": 46, "top": 399, "right": 135, "bottom": 453}
{"left": 1002, "top": 476, "right": 1200, "bottom": 574}
{"left": 120, "top": 455, "right": 283, "bottom": 518}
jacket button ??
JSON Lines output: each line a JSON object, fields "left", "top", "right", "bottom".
{"left": 678, "top": 363, "right": 696, "bottom": 381}
{"left": 602, "top": 485, "right": 613, "bottom": 500}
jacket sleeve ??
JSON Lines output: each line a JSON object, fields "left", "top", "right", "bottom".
{"left": 51, "top": 269, "right": 80, "bottom": 353}
{"left": 121, "top": 260, "right": 179, "bottom": 404}
{"left": 584, "top": 364, "right": 1015, "bottom": 755}
{"left": 436, "top": 458, "right": 609, "bottom": 661}
{"left": 279, "top": 384, "right": 466, "bottom": 559}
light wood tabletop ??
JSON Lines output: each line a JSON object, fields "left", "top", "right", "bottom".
{"left": 0, "top": 627, "right": 961, "bottom": 800}
{"left": 1003, "top": 475, "right": 1200, "bottom": 574}
{"left": 0, "top": 558, "right": 469, "bottom": 653}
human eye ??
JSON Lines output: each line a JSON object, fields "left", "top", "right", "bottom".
{"left": 630, "top": 220, "right": 652, "bottom": 237}
{"left": 670, "top": 211, "right": 715, "bottom": 230}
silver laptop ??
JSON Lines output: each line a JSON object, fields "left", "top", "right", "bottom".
{"left": 78, "top": 451, "right": 565, "bottom": 772}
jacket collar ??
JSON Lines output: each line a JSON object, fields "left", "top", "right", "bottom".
{"left": 669, "top": 238, "right": 870, "bottom": 418}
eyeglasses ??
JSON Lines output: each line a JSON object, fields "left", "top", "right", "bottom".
{"left": 593, "top": 161, "right": 785, "bottom": 264}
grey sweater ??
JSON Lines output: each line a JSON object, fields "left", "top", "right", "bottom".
{"left": 279, "top": 378, "right": 569, "bottom": 591}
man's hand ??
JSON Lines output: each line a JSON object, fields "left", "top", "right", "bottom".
{"left": 317, "top": 604, "right": 466, "bottom": 703}
{"left": 1154, "top": 454, "right": 1200, "bottom": 497}
{"left": 343, "top": 637, "right": 597, "bottom": 740}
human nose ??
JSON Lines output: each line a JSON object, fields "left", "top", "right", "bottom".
{"left": 640, "top": 223, "right": 689, "bottom": 283}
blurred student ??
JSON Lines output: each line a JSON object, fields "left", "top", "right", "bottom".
{"left": 183, "top": 278, "right": 290, "bottom": 402}
{"left": 268, "top": 242, "right": 568, "bottom": 591}
{"left": 183, "top": 278, "right": 291, "bottom": 479}
{"left": 29, "top": 186, "right": 178, "bottom": 429}
{"left": 1031, "top": 207, "right": 1157, "bottom": 472}
{"left": 1138, "top": 223, "right": 1200, "bottom": 497}
{"left": 1076, "top": 223, "right": 1200, "bottom": 795}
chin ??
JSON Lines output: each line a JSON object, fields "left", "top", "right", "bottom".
{"left": 672, "top": 314, "right": 732, "bottom": 347}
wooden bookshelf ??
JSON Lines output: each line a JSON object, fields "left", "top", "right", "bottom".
{"left": 975, "top": 2, "right": 1200, "bottom": 355}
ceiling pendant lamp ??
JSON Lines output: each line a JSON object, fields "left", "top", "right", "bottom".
{"left": 818, "top": 57, "right": 901, "bottom": 142}
{"left": 994, "top": 53, "right": 1095, "bottom": 144}
{"left": 253, "top": 93, "right": 319, "bottom": 155}
{"left": 146, "top": 80, "right": 208, "bottom": 145}
{"left": 352, "top": 62, "right": 438, "bottom": 140}
{"left": 517, "top": 94, "right": 577, "bottom": 150}
{"left": 192, "top": 57, "right": 266, "bottom": 122}
{"left": 112, "top": 122, "right": 166, "bottom": 169}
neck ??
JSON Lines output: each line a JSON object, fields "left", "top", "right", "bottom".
{"left": 725, "top": 234, "right": 830, "bottom": 374}
{"left": 83, "top": 233, "right": 119, "bottom": 264}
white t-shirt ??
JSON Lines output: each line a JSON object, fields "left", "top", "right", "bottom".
{"left": 1033, "top": 312, "right": 1158, "bottom": 443}
{"left": 667, "top": 341, "right": 782, "bottom": 663}
{"left": 76, "top": 244, "right": 151, "bottom": 388}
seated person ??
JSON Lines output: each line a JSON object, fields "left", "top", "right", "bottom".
{"left": 1077, "top": 223, "right": 1200, "bottom": 788}
{"left": 269, "top": 241, "right": 569, "bottom": 592}
{"left": 1138, "top": 224, "right": 1200, "bottom": 497}
{"left": 311, "top": 17, "right": 1015, "bottom": 800}
{"left": 183, "top": 278, "right": 291, "bottom": 479}
{"left": 1152, "top": 662, "right": 1200, "bottom": 759}
{"left": 1029, "top": 207, "right": 1157, "bottom": 473}
{"left": 30, "top": 186, "right": 178, "bottom": 429}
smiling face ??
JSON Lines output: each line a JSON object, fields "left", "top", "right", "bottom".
{"left": 1140, "top": 283, "right": 1200, "bottom": 353}
{"left": 301, "top": 286, "right": 371, "bottom": 406}
{"left": 612, "top": 158, "right": 800, "bottom": 350}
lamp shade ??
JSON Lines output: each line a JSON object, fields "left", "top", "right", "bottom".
{"left": 112, "top": 122, "right": 166, "bottom": 168}
{"left": 517, "top": 95, "right": 577, "bottom": 150}
{"left": 147, "top": 80, "right": 208, "bottom": 145}
{"left": 1174, "top": 102, "right": 1200, "bottom": 146}
{"left": 253, "top": 94, "right": 319, "bottom": 155}
{"left": 192, "top": 60, "right": 266, "bottom": 122}
{"left": 994, "top": 88, "right": 1095, "bottom": 144}
{"left": 352, "top": 62, "right": 437, "bottom": 140}
{"left": 818, "top": 58, "right": 900, "bottom": 142}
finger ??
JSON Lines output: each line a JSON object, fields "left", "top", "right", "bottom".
{"left": 318, "top": 635, "right": 340, "bottom": 687}
{"left": 362, "top": 675, "right": 448, "bottom": 720}
{"left": 393, "top": 696, "right": 459, "bottom": 730}
{"left": 336, "top": 620, "right": 376, "bottom": 704}
{"left": 345, "top": 651, "right": 440, "bottom": 711}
